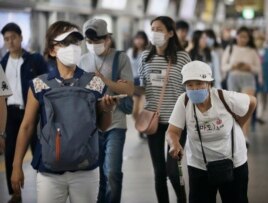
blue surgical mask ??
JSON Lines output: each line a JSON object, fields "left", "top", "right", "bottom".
{"left": 186, "top": 89, "right": 209, "bottom": 104}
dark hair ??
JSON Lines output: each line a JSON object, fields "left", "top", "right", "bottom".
{"left": 189, "top": 30, "right": 211, "bottom": 62}
{"left": 146, "top": 16, "right": 183, "bottom": 64}
{"left": 176, "top": 20, "right": 189, "bottom": 31}
{"left": 235, "top": 26, "right": 256, "bottom": 49}
{"left": 1, "top": 22, "right": 22, "bottom": 35}
{"left": 205, "top": 29, "right": 220, "bottom": 48}
{"left": 132, "top": 31, "right": 148, "bottom": 58}
{"left": 44, "top": 21, "right": 80, "bottom": 60}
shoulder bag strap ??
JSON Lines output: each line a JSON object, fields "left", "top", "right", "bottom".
{"left": 156, "top": 60, "right": 172, "bottom": 113}
{"left": 112, "top": 51, "right": 123, "bottom": 81}
{"left": 193, "top": 105, "right": 207, "bottom": 164}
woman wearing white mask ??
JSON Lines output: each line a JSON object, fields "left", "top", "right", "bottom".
{"left": 137, "top": 16, "right": 191, "bottom": 203}
{"left": 11, "top": 21, "right": 116, "bottom": 203}
{"left": 167, "top": 61, "right": 256, "bottom": 203}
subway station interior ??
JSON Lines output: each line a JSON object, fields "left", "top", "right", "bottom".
{"left": 0, "top": 0, "right": 268, "bottom": 202}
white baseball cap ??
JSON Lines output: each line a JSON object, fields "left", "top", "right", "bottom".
{"left": 54, "top": 28, "right": 83, "bottom": 42}
{"left": 181, "top": 61, "right": 214, "bottom": 84}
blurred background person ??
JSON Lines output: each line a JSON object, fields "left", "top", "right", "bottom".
{"left": 221, "top": 26, "right": 262, "bottom": 147}
{"left": 254, "top": 31, "right": 268, "bottom": 124}
{"left": 175, "top": 20, "right": 190, "bottom": 50}
{"left": 188, "top": 30, "right": 221, "bottom": 88}
{"left": 127, "top": 31, "right": 149, "bottom": 138}
{"left": 205, "top": 29, "right": 223, "bottom": 82}
{"left": 0, "top": 22, "right": 48, "bottom": 203}
{"left": 220, "top": 27, "right": 233, "bottom": 49}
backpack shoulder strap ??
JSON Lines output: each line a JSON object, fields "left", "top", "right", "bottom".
{"left": 38, "top": 73, "right": 61, "bottom": 88}
{"left": 76, "top": 72, "right": 94, "bottom": 88}
{"left": 112, "top": 51, "right": 123, "bottom": 81}
{"left": 217, "top": 89, "right": 239, "bottom": 122}
{"left": 184, "top": 94, "right": 189, "bottom": 107}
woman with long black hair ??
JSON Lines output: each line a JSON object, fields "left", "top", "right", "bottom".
{"left": 137, "top": 16, "right": 191, "bottom": 203}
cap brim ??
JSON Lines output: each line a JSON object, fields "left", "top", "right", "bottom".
{"left": 54, "top": 29, "right": 84, "bottom": 41}
{"left": 183, "top": 77, "right": 214, "bottom": 84}
{"left": 85, "top": 28, "right": 111, "bottom": 40}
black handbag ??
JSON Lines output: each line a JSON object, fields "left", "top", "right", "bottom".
{"left": 193, "top": 105, "right": 234, "bottom": 185}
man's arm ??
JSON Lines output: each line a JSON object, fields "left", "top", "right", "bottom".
{"left": 96, "top": 52, "right": 134, "bottom": 96}
{"left": 96, "top": 95, "right": 116, "bottom": 131}
{"left": 97, "top": 75, "right": 134, "bottom": 96}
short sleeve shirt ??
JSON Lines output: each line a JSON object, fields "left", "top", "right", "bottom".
{"left": 169, "top": 88, "right": 249, "bottom": 170}
{"left": 0, "top": 65, "right": 12, "bottom": 97}
{"left": 138, "top": 50, "right": 191, "bottom": 123}
{"left": 79, "top": 49, "right": 133, "bottom": 130}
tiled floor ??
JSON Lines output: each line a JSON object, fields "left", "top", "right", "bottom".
{"left": 1, "top": 115, "right": 268, "bottom": 203}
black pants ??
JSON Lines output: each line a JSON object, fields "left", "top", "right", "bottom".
{"left": 188, "top": 162, "right": 249, "bottom": 203}
{"left": 5, "top": 106, "right": 37, "bottom": 195}
{"left": 147, "top": 123, "right": 186, "bottom": 203}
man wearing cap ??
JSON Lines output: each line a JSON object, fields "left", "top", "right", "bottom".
{"left": 166, "top": 61, "right": 256, "bottom": 203}
{"left": 79, "top": 18, "right": 134, "bottom": 203}
{"left": 1, "top": 22, "right": 48, "bottom": 203}
{"left": 0, "top": 65, "right": 12, "bottom": 154}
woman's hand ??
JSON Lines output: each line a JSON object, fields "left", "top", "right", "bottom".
{"left": 166, "top": 124, "right": 184, "bottom": 160}
{"left": 232, "top": 62, "right": 251, "bottom": 72}
{"left": 11, "top": 166, "right": 24, "bottom": 195}
{"left": 99, "top": 94, "right": 117, "bottom": 113}
{"left": 169, "top": 143, "right": 184, "bottom": 160}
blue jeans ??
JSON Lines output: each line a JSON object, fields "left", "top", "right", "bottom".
{"left": 97, "top": 128, "right": 126, "bottom": 203}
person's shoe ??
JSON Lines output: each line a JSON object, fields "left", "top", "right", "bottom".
{"left": 8, "top": 194, "right": 22, "bottom": 203}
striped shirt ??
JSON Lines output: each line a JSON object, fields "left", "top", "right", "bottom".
{"left": 139, "top": 50, "right": 191, "bottom": 123}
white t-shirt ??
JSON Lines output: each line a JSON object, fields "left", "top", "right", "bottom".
{"left": 5, "top": 56, "right": 24, "bottom": 107}
{"left": 169, "top": 88, "right": 249, "bottom": 170}
{"left": 0, "top": 65, "right": 12, "bottom": 97}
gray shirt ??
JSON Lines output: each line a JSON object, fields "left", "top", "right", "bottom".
{"left": 79, "top": 49, "right": 133, "bottom": 130}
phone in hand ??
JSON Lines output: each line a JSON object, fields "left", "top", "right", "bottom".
{"left": 98, "top": 94, "right": 128, "bottom": 101}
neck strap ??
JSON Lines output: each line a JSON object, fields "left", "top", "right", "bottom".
{"left": 193, "top": 104, "right": 234, "bottom": 165}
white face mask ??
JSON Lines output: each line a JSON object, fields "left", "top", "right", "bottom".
{"left": 56, "top": 44, "right": 81, "bottom": 67}
{"left": 150, "top": 31, "right": 166, "bottom": 47}
{"left": 86, "top": 42, "right": 106, "bottom": 55}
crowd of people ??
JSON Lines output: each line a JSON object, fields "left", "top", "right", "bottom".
{"left": 0, "top": 14, "right": 267, "bottom": 203}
